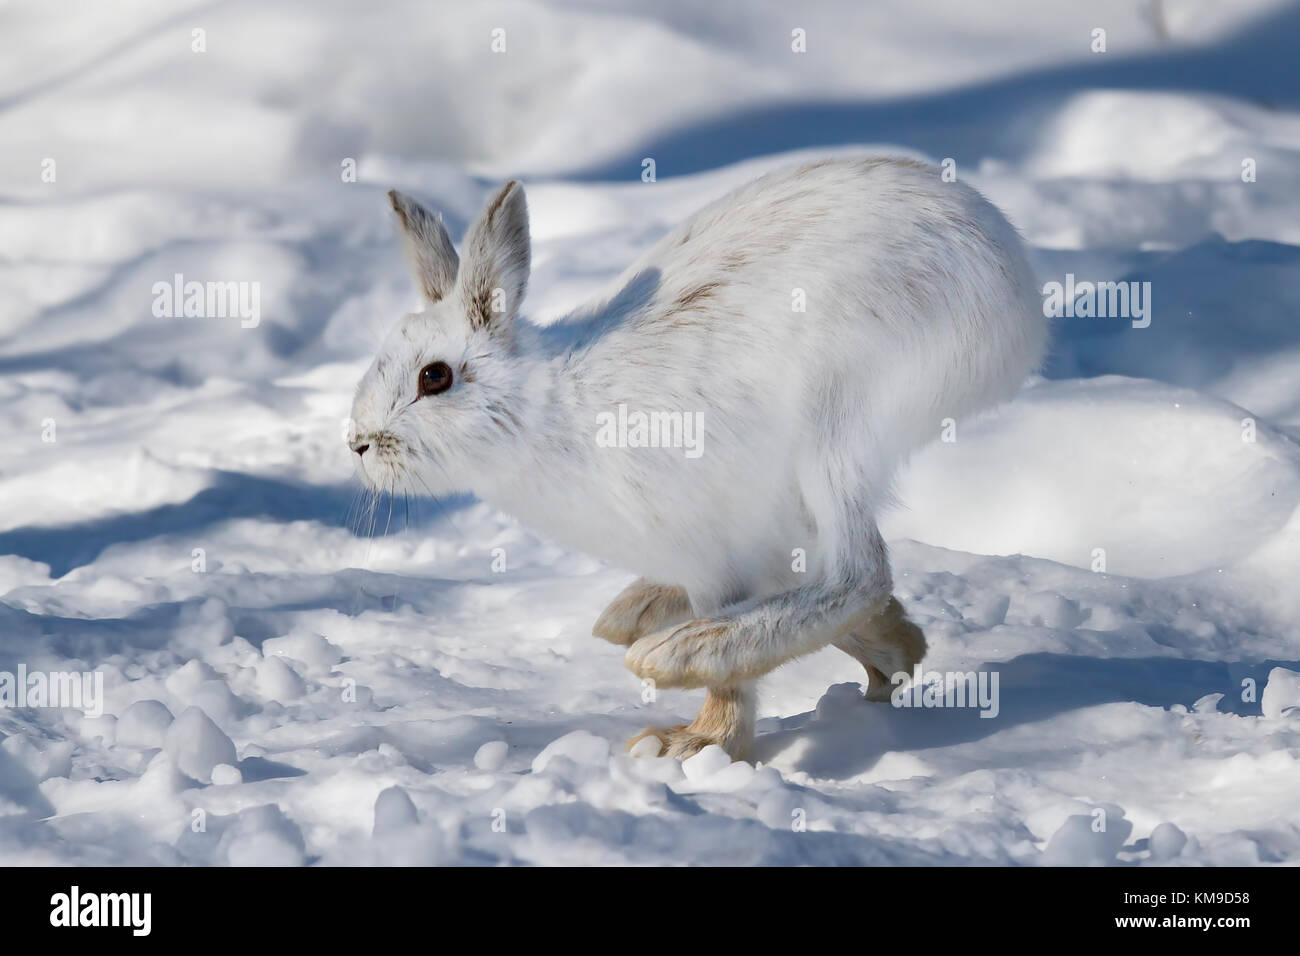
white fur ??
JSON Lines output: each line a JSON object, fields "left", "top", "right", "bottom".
{"left": 352, "top": 157, "right": 1046, "bottom": 697}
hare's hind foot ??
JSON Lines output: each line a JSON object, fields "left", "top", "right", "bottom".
{"left": 627, "top": 684, "right": 755, "bottom": 761}
{"left": 833, "top": 596, "right": 927, "bottom": 701}
{"left": 593, "top": 578, "right": 692, "bottom": 646}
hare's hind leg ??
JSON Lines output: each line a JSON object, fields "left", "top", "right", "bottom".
{"left": 833, "top": 596, "right": 927, "bottom": 701}
{"left": 593, "top": 578, "right": 692, "bottom": 646}
{"left": 627, "top": 683, "right": 756, "bottom": 761}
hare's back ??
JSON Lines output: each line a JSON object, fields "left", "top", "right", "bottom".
{"left": 614, "top": 158, "right": 1042, "bottom": 391}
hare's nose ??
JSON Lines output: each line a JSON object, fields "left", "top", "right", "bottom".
{"left": 350, "top": 440, "right": 370, "bottom": 457}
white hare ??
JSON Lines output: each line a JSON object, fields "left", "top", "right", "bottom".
{"left": 349, "top": 157, "right": 1047, "bottom": 761}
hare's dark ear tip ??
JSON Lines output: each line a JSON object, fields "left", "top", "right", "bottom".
{"left": 501, "top": 180, "right": 527, "bottom": 214}
{"left": 388, "top": 189, "right": 418, "bottom": 229}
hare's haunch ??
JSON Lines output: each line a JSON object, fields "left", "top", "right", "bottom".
{"left": 350, "top": 158, "right": 1048, "bottom": 760}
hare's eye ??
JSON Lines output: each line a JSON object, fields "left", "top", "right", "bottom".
{"left": 417, "top": 361, "right": 453, "bottom": 397}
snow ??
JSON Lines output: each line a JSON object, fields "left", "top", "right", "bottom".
{"left": 1041, "top": 808, "right": 1134, "bottom": 866}
{"left": 680, "top": 745, "right": 734, "bottom": 784}
{"left": 372, "top": 785, "right": 419, "bottom": 835}
{"left": 1260, "top": 667, "right": 1300, "bottom": 720}
{"left": 162, "top": 707, "right": 238, "bottom": 784}
{"left": 472, "top": 740, "right": 509, "bottom": 771}
{"left": 530, "top": 730, "right": 611, "bottom": 774}
{"left": 1148, "top": 821, "right": 1190, "bottom": 860}
{"left": 2, "top": 0, "right": 1300, "bottom": 865}
{"left": 210, "top": 763, "right": 243, "bottom": 786}
{"left": 115, "top": 699, "right": 174, "bottom": 749}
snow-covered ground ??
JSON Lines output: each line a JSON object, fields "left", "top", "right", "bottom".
{"left": 3, "top": 0, "right": 1300, "bottom": 865}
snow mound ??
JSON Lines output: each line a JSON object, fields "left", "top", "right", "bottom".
{"left": 884, "top": 377, "right": 1300, "bottom": 578}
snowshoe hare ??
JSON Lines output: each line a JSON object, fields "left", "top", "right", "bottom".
{"left": 350, "top": 157, "right": 1047, "bottom": 761}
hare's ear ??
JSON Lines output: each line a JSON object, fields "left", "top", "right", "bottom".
{"left": 388, "top": 190, "right": 459, "bottom": 304}
{"left": 457, "top": 180, "right": 530, "bottom": 331}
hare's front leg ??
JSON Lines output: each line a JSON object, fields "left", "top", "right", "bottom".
{"left": 624, "top": 521, "right": 893, "bottom": 690}
{"left": 625, "top": 480, "right": 892, "bottom": 759}
{"left": 623, "top": 584, "right": 883, "bottom": 689}
{"left": 627, "top": 684, "right": 756, "bottom": 761}
{"left": 592, "top": 577, "right": 692, "bottom": 646}
{"left": 833, "top": 596, "right": 927, "bottom": 701}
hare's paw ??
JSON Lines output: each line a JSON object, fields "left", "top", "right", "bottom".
{"left": 834, "top": 596, "right": 927, "bottom": 702}
{"left": 623, "top": 619, "right": 734, "bottom": 689}
{"left": 626, "top": 724, "right": 726, "bottom": 760}
{"left": 592, "top": 579, "right": 692, "bottom": 646}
